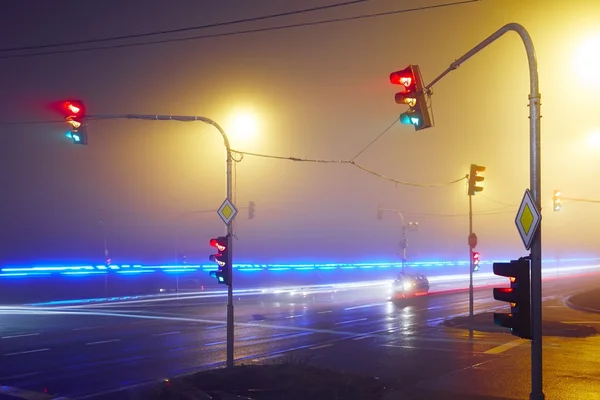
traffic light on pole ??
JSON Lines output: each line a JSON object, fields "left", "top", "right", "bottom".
{"left": 390, "top": 64, "right": 432, "bottom": 131}
{"left": 553, "top": 190, "right": 561, "bottom": 211}
{"left": 468, "top": 164, "right": 486, "bottom": 195}
{"left": 492, "top": 258, "right": 531, "bottom": 339}
{"left": 62, "top": 100, "right": 88, "bottom": 145}
{"left": 208, "top": 236, "right": 231, "bottom": 285}
{"left": 472, "top": 251, "right": 480, "bottom": 271}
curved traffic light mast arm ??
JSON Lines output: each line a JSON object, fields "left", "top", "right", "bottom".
{"left": 422, "top": 22, "right": 542, "bottom": 399}
{"left": 86, "top": 113, "right": 233, "bottom": 236}
{"left": 378, "top": 207, "right": 406, "bottom": 226}
{"left": 87, "top": 113, "right": 235, "bottom": 369}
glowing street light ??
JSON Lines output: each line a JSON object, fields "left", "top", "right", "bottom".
{"left": 575, "top": 35, "right": 600, "bottom": 87}
{"left": 588, "top": 131, "right": 600, "bottom": 148}
{"left": 228, "top": 110, "right": 259, "bottom": 143}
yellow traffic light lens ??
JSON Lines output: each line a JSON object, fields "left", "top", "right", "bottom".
{"left": 68, "top": 120, "right": 81, "bottom": 129}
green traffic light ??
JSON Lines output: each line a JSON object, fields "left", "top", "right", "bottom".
{"left": 400, "top": 112, "right": 420, "bottom": 127}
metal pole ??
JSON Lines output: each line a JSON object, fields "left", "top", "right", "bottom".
{"left": 210, "top": 121, "right": 236, "bottom": 370}
{"left": 424, "top": 23, "right": 543, "bottom": 399}
{"left": 86, "top": 113, "right": 236, "bottom": 369}
{"left": 469, "top": 194, "right": 473, "bottom": 318}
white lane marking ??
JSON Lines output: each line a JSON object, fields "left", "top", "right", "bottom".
{"left": 0, "top": 372, "right": 39, "bottom": 380}
{"left": 352, "top": 335, "right": 371, "bottom": 341}
{"left": 317, "top": 310, "right": 332, "bottom": 314}
{"left": 204, "top": 324, "right": 227, "bottom": 330}
{"left": 484, "top": 338, "right": 529, "bottom": 355}
{"left": 86, "top": 339, "right": 121, "bottom": 346}
{"left": 4, "top": 348, "right": 50, "bottom": 356}
{"left": 152, "top": 331, "right": 180, "bottom": 337}
{"left": 344, "top": 302, "right": 385, "bottom": 311}
{"left": 310, "top": 343, "right": 333, "bottom": 350}
{"left": 381, "top": 343, "right": 485, "bottom": 354}
{"left": 253, "top": 354, "right": 284, "bottom": 362}
{"left": 73, "top": 326, "right": 103, "bottom": 331}
{"left": 1, "top": 332, "right": 40, "bottom": 339}
{"left": 335, "top": 318, "right": 367, "bottom": 325}
{"left": 285, "top": 314, "right": 304, "bottom": 319}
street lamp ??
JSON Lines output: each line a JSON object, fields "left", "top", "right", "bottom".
{"left": 228, "top": 110, "right": 259, "bottom": 144}
{"left": 588, "top": 131, "right": 600, "bottom": 148}
{"left": 575, "top": 35, "right": 600, "bottom": 87}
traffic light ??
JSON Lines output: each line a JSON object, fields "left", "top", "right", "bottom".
{"left": 492, "top": 257, "right": 531, "bottom": 339}
{"left": 377, "top": 206, "right": 383, "bottom": 220}
{"left": 468, "top": 164, "right": 486, "bottom": 195}
{"left": 208, "top": 235, "right": 231, "bottom": 285}
{"left": 553, "top": 190, "right": 561, "bottom": 211}
{"left": 65, "top": 130, "right": 88, "bottom": 145}
{"left": 62, "top": 100, "right": 88, "bottom": 145}
{"left": 472, "top": 251, "right": 480, "bottom": 271}
{"left": 389, "top": 65, "right": 432, "bottom": 131}
{"left": 249, "top": 201, "right": 256, "bottom": 219}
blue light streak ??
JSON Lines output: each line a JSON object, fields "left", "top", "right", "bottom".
{"left": 0, "top": 258, "right": 599, "bottom": 278}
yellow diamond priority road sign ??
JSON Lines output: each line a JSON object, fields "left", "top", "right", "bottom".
{"left": 515, "top": 189, "right": 541, "bottom": 251}
{"left": 217, "top": 198, "right": 238, "bottom": 226}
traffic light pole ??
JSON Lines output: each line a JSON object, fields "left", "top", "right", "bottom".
{"left": 425, "top": 23, "right": 543, "bottom": 399}
{"left": 86, "top": 113, "right": 236, "bottom": 369}
{"left": 468, "top": 194, "right": 474, "bottom": 319}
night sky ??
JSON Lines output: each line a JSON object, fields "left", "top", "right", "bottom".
{"left": 0, "top": 0, "right": 598, "bottom": 265}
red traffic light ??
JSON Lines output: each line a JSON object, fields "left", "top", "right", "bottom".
{"left": 63, "top": 100, "right": 85, "bottom": 116}
{"left": 209, "top": 237, "right": 227, "bottom": 252}
{"left": 389, "top": 66, "right": 417, "bottom": 93}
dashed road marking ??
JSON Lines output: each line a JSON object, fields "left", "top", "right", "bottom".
{"left": 4, "top": 348, "right": 50, "bottom": 356}
{"left": 86, "top": 339, "right": 121, "bottom": 346}
{"left": 317, "top": 310, "right": 332, "bottom": 314}
{"left": 310, "top": 343, "right": 333, "bottom": 350}
{"left": 2, "top": 332, "right": 40, "bottom": 339}
{"left": 152, "top": 331, "right": 180, "bottom": 337}
{"left": 335, "top": 318, "right": 367, "bottom": 325}
{"left": 484, "top": 338, "right": 528, "bottom": 355}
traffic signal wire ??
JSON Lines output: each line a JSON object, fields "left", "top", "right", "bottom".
{"left": 350, "top": 119, "right": 398, "bottom": 161}
{"left": 231, "top": 148, "right": 468, "bottom": 188}
{"left": 0, "top": 0, "right": 482, "bottom": 59}
{"left": 0, "top": 0, "right": 367, "bottom": 53}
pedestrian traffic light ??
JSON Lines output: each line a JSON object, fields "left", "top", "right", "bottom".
{"left": 492, "top": 257, "right": 531, "bottom": 339}
{"left": 553, "top": 190, "right": 561, "bottom": 211}
{"left": 468, "top": 164, "right": 486, "bottom": 195}
{"left": 208, "top": 235, "right": 231, "bottom": 285}
{"left": 249, "top": 201, "right": 256, "bottom": 219}
{"left": 62, "top": 100, "right": 88, "bottom": 145}
{"left": 472, "top": 251, "right": 480, "bottom": 271}
{"left": 389, "top": 64, "right": 432, "bottom": 131}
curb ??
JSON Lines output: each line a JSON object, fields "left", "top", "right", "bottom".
{"left": 564, "top": 298, "right": 600, "bottom": 315}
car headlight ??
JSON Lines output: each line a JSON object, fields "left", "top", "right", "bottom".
{"left": 403, "top": 282, "right": 413, "bottom": 291}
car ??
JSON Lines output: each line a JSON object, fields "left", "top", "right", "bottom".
{"left": 390, "top": 272, "right": 430, "bottom": 300}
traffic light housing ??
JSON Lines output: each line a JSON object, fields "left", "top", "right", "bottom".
{"left": 553, "top": 190, "right": 561, "bottom": 211}
{"left": 472, "top": 251, "right": 480, "bottom": 271}
{"left": 492, "top": 257, "right": 531, "bottom": 339}
{"left": 249, "top": 201, "right": 256, "bottom": 219}
{"left": 62, "top": 100, "right": 88, "bottom": 145}
{"left": 209, "top": 235, "right": 231, "bottom": 285}
{"left": 468, "top": 164, "right": 486, "bottom": 195}
{"left": 390, "top": 65, "right": 432, "bottom": 131}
